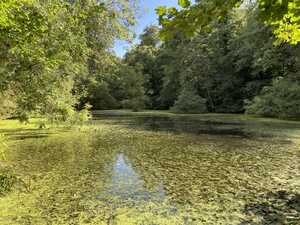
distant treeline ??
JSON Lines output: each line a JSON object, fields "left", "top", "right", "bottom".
{"left": 85, "top": 7, "right": 300, "bottom": 118}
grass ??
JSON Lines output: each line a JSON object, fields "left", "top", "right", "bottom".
{"left": 1, "top": 110, "right": 299, "bottom": 131}
{"left": 0, "top": 119, "right": 41, "bottom": 130}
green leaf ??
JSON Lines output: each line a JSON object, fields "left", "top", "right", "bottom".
{"left": 156, "top": 6, "right": 167, "bottom": 16}
{"left": 178, "top": 0, "right": 191, "bottom": 8}
{"left": 168, "top": 7, "right": 178, "bottom": 16}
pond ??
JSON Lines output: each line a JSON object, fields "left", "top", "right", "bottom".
{"left": 0, "top": 114, "right": 299, "bottom": 225}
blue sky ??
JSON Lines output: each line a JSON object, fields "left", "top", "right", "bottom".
{"left": 113, "top": 0, "right": 179, "bottom": 57}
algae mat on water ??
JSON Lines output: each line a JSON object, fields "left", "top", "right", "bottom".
{"left": 0, "top": 115, "right": 300, "bottom": 225}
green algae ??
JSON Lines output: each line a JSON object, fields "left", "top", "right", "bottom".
{"left": 0, "top": 114, "right": 299, "bottom": 225}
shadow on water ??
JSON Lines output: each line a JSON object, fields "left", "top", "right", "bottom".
{"left": 240, "top": 191, "right": 300, "bottom": 225}
{"left": 93, "top": 115, "right": 256, "bottom": 137}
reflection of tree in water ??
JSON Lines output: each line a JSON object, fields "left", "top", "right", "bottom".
{"left": 241, "top": 191, "right": 300, "bottom": 225}
{"left": 105, "top": 115, "right": 251, "bottom": 137}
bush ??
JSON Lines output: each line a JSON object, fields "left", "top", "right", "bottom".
{"left": 89, "top": 81, "right": 119, "bottom": 110}
{"left": 122, "top": 97, "right": 145, "bottom": 112}
{"left": 41, "top": 80, "right": 91, "bottom": 125}
{"left": 172, "top": 86, "right": 207, "bottom": 113}
{"left": 118, "top": 65, "right": 146, "bottom": 112}
{"left": 245, "top": 78, "right": 300, "bottom": 118}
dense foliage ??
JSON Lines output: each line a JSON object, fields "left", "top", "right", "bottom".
{"left": 0, "top": 0, "right": 136, "bottom": 121}
{"left": 245, "top": 77, "right": 300, "bottom": 118}
{"left": 172, "top": 85, "right": 207, "bottom": 114}
{"left": 119, "top": 5, "right": 299, "bottom": 117}
{"left": 157, "top": 0, "right": 300, "bottom": 45}
{"left": 0, "top": 0, "right": 299, "bottom": 119}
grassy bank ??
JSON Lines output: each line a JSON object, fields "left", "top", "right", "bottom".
{"left": 1, "top": 110, "right": 300, "bottom": 130}
{"left": 0, "top": 119, "right": 86, "bottom": 144}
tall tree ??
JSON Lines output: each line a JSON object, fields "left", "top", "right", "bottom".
{"left": 156, "top": 0, "right": 300, "bottom": 44}
{"left": 0, "top": 0, "right": 137, "bottom": 120}
{"left": 156, "top": 7, "right": 300, "bottom": 115}
{"left": 124, "top": 25, "right": 163, "bottom": 109}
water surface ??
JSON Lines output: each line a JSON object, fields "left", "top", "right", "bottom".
{"left": 0, "top": 115, "right": 299, "bottom": 225}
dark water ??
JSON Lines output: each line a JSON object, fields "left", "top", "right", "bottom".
{"left": 92, "top": 114, "right": 300, "bottom": 138}
{"left": 0, "top": 115, "right": 300, "bottom": 225}
{"left": 100, "top": 116, "right": 251, "bottom": 136}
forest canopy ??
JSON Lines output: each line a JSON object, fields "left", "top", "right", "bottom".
{"left": 157, "top": 0, "right": 300, "bottom": 45}
{"left": 0, "top": 0, "right": 136, "bottom": 121}
{"left": 0, "top": 0, "right": 299, "bottom": 120}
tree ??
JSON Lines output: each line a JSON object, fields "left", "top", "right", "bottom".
{"left": 172, "top": 85, "right": 207, "bottom": 113}
{"left": 87, "top": 81, "right": 119, "bottom": 110}
{"left": 0, "top": 0, "right": 137, "bottom": 121}
{"left": 139, "top": 25, "right": 160, "bottom": 47}
{"left": 155, "top": 7, "right": 299, "bottom": 116}
{"left": 0, "top": 0, "right": 88, "bottom": 117}
{"left": 118, "top": 65, "right": 146, "bottom": 111}
{"left": 156, "top": 0, "right": 300, "bottom": 44}
{"left": 124, "top": 26, "right": 163, "bottom": 109}
{"left": 245, "top": 77, "right": 300, "bottom": 118}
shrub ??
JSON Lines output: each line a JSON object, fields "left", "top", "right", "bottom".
{"left": 172, "top": 86, "right": 207, "bottom": 113}
{"left": 89, "top": 81, "right": 119, "bottom": 110}
{"left": 245, "top": 78, "right": 300, "bottom": 118}
{"left": 41, "top": 80, "right": 91, "bottom": 125}
{"left": 122, "top": 97, "right": 145, "bottom": 112}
